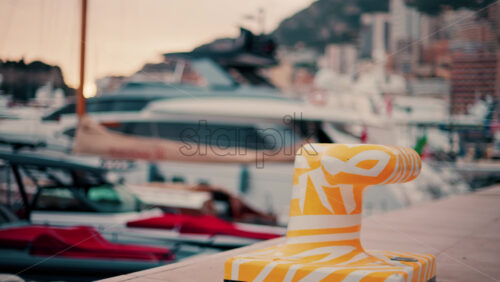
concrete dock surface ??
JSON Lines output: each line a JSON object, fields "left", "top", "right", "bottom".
{"left": 101, "top": 185, "right": 500, "bottom": 282}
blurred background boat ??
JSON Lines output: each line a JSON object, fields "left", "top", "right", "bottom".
{"left": 0, "top": 28, "right": 494, "bottom": 224}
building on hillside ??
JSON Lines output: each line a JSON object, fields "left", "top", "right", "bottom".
{"left": 450, "top": 51, "right": 499, "bottom": 115}
{"left": 420, "top": 40, "right": 451, "bottom": 79}
{"left": 388, "top": 0, "right": 440, "bottom": 76}
{"left": 408, "top": 78, "right": 450, "bottom": 99}
{"left": 449, "top": 15, "right": 499, "bottom": 115}
{"left": 318, "top": 44, "right": 357, "bottom": 76}
{"left": 487, "top": 2, "right": 500, "bottom": 41}
{"left": 273, "top": 46, "right": 319, "bottom": 96}
{"left": 359, "top": 13, "right": 391, "bottom": 60}
{"left": 389, "top": 0, "right": 423, "bottom": 52}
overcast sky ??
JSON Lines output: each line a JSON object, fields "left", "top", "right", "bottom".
{"left": 0, "top": 0, "right": 313, "bottom": 95}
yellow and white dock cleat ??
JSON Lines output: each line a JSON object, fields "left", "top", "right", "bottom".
{"left": 224, "top": 144, "right": 436, "bottom": 282}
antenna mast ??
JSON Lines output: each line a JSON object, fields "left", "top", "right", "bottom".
{"left": 77, "top": 0, "right": 87, "bottom": 117}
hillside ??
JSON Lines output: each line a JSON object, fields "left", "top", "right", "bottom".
{"left": 0, "top": 59, "right": 74, "bottom": 102}
{"left": 272, "top": 0, "right": 389, "bottom": 50}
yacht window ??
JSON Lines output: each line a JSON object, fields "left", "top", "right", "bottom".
{"left": 86, "top": 184, "right": 140, "bottom": 213}
{"left": 86, "top": 100, "right": 113, "bottom": 112}
{"left": 63, "top": 128, "right": 76, "bottom": 138}
{"left": 105, "top": 121, "right": 298, "bottom": 150}
{"left": 126, "top": 122, "right": 154, "bottom": 137}
{"left": 35, "top": 187, "right": 91, "bottom": 212}
{"left": 22, "top": 165, "right": 141, "bottom": 213}
{"left": 153, "top": 122, "right": 283, "bottom": 149}
{"left": 42, "top": 99, "right": 151, "bottom": 121}
{"left": 42, "top": 103, "right": 75, "bottom": 121}
{"left": 87, "top": 100, "right": 150, "bottom": 112}
{"left": 111, "top": 100, "right": 150, "bottom": 111}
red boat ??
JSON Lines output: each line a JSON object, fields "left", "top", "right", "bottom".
{"left": 0, "top": 218, "right": 174, "bottom": 281}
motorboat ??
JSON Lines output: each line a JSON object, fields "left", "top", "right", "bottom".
{"left": 0, "top": 203, "right": 176, "bottom": 281}
{"left": 127, "top": 182, "right": 278, "bottom": 225}
{"left": 0, "top": 91, "right": 470, "bottom": 223}
{"left": 0, "top": 149, "right": 284, "bottom": 251}
{"left": 0, "top": 223, "right": 174, "bottom": 281}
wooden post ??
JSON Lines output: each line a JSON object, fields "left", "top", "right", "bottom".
{"left": 77, "top": 0, "right": 87, "bottom": 117}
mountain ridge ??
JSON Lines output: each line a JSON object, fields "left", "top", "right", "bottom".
{"left": 272, "top": 0, "right": 389, "bottom": 50}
